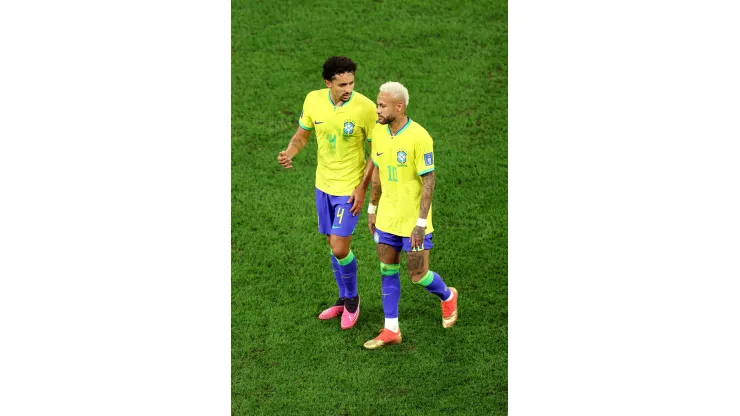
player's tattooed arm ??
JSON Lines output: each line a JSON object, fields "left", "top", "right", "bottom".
{"left": 370, "top": 164, "right": 382, "bottom": 205}
{"left": 409, "top": 171, "right": 435, "bottom": 247}
{"left": 368, "top": 164, "right": 382, "bottom": 234}
{"left": 411, "top": 225, "right": 426, "bottom": 247}
{"left": 419, "top": 171, "right": 435, "bottom": 219}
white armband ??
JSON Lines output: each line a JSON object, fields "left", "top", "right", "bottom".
{"left": 416, "top": 218, "right": 427, "bottom": 228}
{"left": 367, "top": 203, "right": 377, "bottom": 214}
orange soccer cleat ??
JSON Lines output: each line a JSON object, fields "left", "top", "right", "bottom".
{"left": 441, "top": 287, "right": 459, "bottom": 328}
{"left": 363, "top": 328, "right": 402, "bottom": 350}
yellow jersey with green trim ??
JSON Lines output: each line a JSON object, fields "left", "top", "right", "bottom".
{"left": 298, "top": 89, "right": 377, "bottom": 196}
{"left": 371, "top": 118, "right": 435, "bottom": 236}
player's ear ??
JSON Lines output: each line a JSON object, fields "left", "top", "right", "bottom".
{"left": 324, "top": 79, "right": 332, "bottom": 88}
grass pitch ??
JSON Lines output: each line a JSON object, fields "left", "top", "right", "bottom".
{"left": 232, "top": 1, "right": 507, "bottom": 414}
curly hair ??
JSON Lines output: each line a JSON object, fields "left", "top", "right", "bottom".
{"left": 322, "top": 56, "right": 357, "bottom": 81}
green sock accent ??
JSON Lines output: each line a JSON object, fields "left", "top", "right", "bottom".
{"left": 415, "top": 271, "right": 434, "bottom": 286}
{"left": 380, "top": 262, "right": 400, "bottom": 276}
{"left": 336, "top": 250, "right": 355, "bottom": 266}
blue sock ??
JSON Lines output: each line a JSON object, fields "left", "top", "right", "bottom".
{"left": 336, "top": 251, "right": 358, "bottom": 298}
{"left": 330, "top": 255, "right": 346, "bottom": 300}
{"left": 380, "top": 263, "right": 401, "bottom": 318}
{"left": 416, "top": 271, "right": 451, "bottom": 301}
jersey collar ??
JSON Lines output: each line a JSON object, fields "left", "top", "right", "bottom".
{"left": 328, "top": 90, "right": 354, "bottom": 108}
{"left": 387, "top": 117, "right": 412, "bottom": 137}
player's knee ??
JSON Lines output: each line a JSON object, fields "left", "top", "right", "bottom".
{"left": 331, "top": 246, "right": 350, "bottom": 260}
{"left": 329, "top": 235, "right": 351, "bottom": 259}
{"left": 409, "top": 268, "right": 428, "bottom": 283}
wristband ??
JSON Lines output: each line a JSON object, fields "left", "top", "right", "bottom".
{"left": 367, "top": 203, "right": 377, "bottom": 214}
{"left": 416, "top": 218, "right": 427, "bottom": 228}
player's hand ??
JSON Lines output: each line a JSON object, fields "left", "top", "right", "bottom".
{"left": 368, "top": 213, "right": 377, "bottom": 235}
{"left": 277, "top": 151, "right": 293, "bottom": 168}
{"left": 347, "top": 186, "right": 365, "bottom": 216}
{"left": 410, "top": 225, "right": 426, "bottom": 250}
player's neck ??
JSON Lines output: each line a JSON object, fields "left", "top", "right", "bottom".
{"left": 389, "top": 115, "right": 409, "bottom": 136}
{"left": 330, "top": 92, "right": 345, "bottom": 107}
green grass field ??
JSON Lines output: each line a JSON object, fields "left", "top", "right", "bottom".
{"left": 232, "top": 0, "right": 507, "bottom": 414}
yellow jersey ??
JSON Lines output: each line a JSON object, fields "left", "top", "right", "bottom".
{"left": 298, "top": 89, "right": 377, "bottom": 196}
{"left": 371, "top": 118, "right": 436, "bottom": 236}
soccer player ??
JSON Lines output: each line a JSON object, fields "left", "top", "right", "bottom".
{"left": 363, "top": 81, "right": 459, "bottom": 349}
{"left": 277, "top": 56, "right": 377, "bottom": 330}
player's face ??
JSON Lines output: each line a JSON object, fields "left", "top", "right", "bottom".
{"left": 325, "top": 72, "right": 355, "bottom": 102}
{"left": 376, "top": 92, "right": 398, "bottom": 125}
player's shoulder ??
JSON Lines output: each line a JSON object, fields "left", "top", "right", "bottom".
{"left": 409, "top": 118, "right": 432, "bottom": 140}
{"left": 351, "top": 91, "right": 376, "bottom": 109}
{"left": 371, "top": 121, "right": 386, "bottom": 137}
{"left": 304, "top": 88, "right": 329, "bottom": 103}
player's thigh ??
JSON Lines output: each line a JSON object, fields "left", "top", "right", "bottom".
{"left": 315, "top": 188, "right": 334, "bottom": 235}
{"left": 328, "top": 195, "right": 360, "bottom": 237}
{"left": 405, "top": 249, "right": 430, "bottom": 283}
{"left": 374, "top": 228, "right": 402, "bottom": 264}
{"left": 376, "top": 243, "right": 401, "bottom": 265}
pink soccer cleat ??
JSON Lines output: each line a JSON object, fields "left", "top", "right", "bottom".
{"left": 318, "top": 305, "right": 344, "bottom": 320}
{"left": 340, "top": 297, "right": 360, "bottom": 330}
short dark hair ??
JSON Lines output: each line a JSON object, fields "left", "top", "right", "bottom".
{"left": 322, "top": 56, "right": 357, "bottom": 81}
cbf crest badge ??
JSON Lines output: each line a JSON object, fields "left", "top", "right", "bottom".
{"left": 397, "top": 150, "right": 407, "bottom": 164}
{"left": 343, "top": 120, "right": 355, "bottom": 135}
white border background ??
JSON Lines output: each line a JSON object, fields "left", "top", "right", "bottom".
{"left": 1, "top": 0, "right": 740, "bottom": 415}
{"left": 510, "top": 0, "right": 740, "bottom": 415}
{"left": 0, "top": 1, "right": 230, "bottom": 415}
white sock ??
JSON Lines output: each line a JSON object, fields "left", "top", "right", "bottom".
{"left": 443, "top": 290, "right": 454, "bottom": 302}
{"left": 384, "top": 318, "right": 399, "bottom": 332}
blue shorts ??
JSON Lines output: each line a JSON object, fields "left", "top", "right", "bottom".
{"left": 315, "top": 188, "right": 359, "bottom": 237}
{"left": 373, "top": 228, "right": 434, "bottom": 252}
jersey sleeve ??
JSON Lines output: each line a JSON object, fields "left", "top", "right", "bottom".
{"left": 298, "top": 93, "right": 313, "bottom": 131}
{"left": 415, "top": 132, "right": 435, "bottom": 175}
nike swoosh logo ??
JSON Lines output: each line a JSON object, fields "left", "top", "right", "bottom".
{"left": 376, "top": 152, "right": 384, "bottom": 156}
{"left": 382, "top": 293, "right": 390, "bottom": 296}
{"left": 332, "top": 225, "right": 342, "bottom": 229}
{"left": 315, "top": 121, "right": 324, "bottom": 124}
